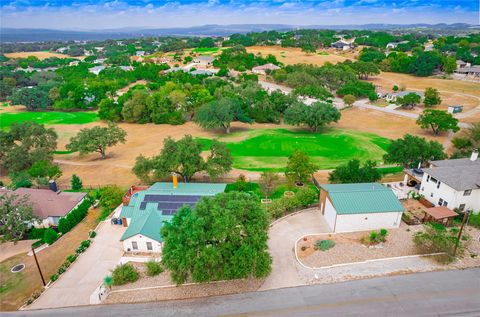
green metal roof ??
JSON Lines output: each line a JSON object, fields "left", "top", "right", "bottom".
{"left": 119, "top": 182, "right": 227, "bottom": 242}
{"left": 120, "top": 210, "right": 168, "bottom": 242}
{"left": 321, "top": 183, "right": 404, "bottom": 215}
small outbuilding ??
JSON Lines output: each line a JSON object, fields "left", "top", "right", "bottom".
{"left": 319, "top": 183, "right": 404, "bottom": 233}
{"left": 423, "top": 206, "right": 457, "bottom": 227}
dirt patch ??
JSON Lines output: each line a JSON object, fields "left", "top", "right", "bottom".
{"left": 4, "top": 52, "right": 84, "bottom": 60}
{"left": 246, "top": 46, "right": 355, "bottom": 66}
{"left": 297, "top": 223, "right": 427, "bottom": 268}
{"left": 0, "top": 208, "right": 99, "bottom": 311}
{"left": 116, "top": 80, "right": 149, "bottom": 97}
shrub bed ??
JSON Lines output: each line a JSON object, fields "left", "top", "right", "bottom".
{"left": 58, "top": 196, "right": 93, "bottom": 235}
{"left": 145, "top": 261, "right": 164, "bottom": 277}
{"left": 112, "top": 264, "right": 139, "bottom": 286}
{"left": 265, "top": 187, "right": 318, "bottom": 219}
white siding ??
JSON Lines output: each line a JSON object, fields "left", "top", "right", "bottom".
{"left": 334, "top": 212, "right": 402, "bottom": 233}
{"left": 123, "top": 234, "right": 162, "bottom": 253}
{"left": 420, "top": 172, "right": 480, "bottom": 213}
{"left": 324, "top": 198, "right": 337, "bottom": 231}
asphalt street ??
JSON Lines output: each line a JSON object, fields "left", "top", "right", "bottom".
{"left": 4, "top": 268, "right": 480, "bottom": 317}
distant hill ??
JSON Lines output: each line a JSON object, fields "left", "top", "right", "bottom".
{"left": 2, "top": 23, "right": 477, "bottom": 42}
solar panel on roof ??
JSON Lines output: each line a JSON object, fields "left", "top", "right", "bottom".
{"left": 139, "top": 202, "right": 147, "bottom": 210}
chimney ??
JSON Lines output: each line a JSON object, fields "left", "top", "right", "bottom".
{"left": 471, "top": 149, "right": 478, "bottom": 162}
{"left": 49, "top": 180, "right": 58, "bottom": 192}
{"left": 172, "top": 174, "right": 178, "bottom": 189}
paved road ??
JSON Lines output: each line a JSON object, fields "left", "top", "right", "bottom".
{"left": 7, "top": 268, "right": 480, "bottom": 317}
{"left": 26, "top": 222, "right": 125, "bottom": 310}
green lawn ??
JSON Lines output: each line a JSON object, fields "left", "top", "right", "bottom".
{"left": 0, "top": 111, "right": 98, "bottom": 129}
{"left": 192, "top": 47, "right": 220, "bottom": 53}
{"left": 197, "top": 128, "right": 391, "bottom": 171}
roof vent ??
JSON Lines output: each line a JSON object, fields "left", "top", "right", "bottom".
{"left": 471, "top": 149, "right": 478, "bottom": 162}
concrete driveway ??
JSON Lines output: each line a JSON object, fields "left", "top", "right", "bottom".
{"left": 27, "top": 222, "right": 126, "bottom": 310}
{"left": 260, "top": 208, "right": 330, "bottom": 290}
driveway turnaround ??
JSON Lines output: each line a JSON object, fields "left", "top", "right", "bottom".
{"left": 27, "top": 222, "right": 125, "bottom": 310}
{"left": 260, "top": 208, "right": 330, "bottom": 290}
{"left": 10, "top": 268, "right": 480, "bottom": 317}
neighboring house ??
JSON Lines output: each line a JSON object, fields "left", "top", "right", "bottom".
{"left": 69, "top": 60, "right": 80, "bottom": 67}
{"left": 119, "top": 66, "right": 134, "bottom": 71}
{"left": 163, "top": 67, "right": 184, "bottom": 74}
{"left": 88, "top": 66, "right": 106, "bottom": 75}
{"left": 386, "top": 41, "right": 409, "bottom": 49}
{"left": 319, "top": 183, "right": 404, "bottom": 233}
{"left": 383, "top": 90, "right": 423, "bottom": 103}
{"left": 94, "top": 58, "right": 106, "bottom": 65}
{"left": 56, "top": 47, "right": 69, "bottom": 53}
{"left": 331, "top": 40, "right": 353, "bottom": 51}
{"left": 136, "top": 51, "right": 145, "bottom": 57}
{"left": 456, "top": 60, "right": 471, "bottom": 69}
{"left": 1, "top": 188, "right": 86, "bottom": 228}
{"left": 455, "top": 66, "right": 480, "bottom": 79}
{"left": 419, "top": 151, "right": 480, "bottom": 213}
{"left": 193, "top": 55, "right": 214, "bottom": 67}
{"left": 252, "top": 63, "right": 281, "bottom": 75}
{"left": 119, "top": 180, "right": 226, "bottom": 253}
{"left": 190, "top": 69, "right": 214, "bottom": 76}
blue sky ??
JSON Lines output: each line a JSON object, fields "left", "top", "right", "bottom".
{"left": 2, "top": 0, "right": 479, "bottom": 29}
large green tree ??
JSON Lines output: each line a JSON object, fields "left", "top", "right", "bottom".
{"left": 452, "top": 122, "right": 480, "bottom": 157}
{"left": 194, "top": 98, "right": 235, "bottom": 133}
{"left": 285, "top": 150, "right": 318, "bottom": 185}
{"left": 423, "top": 87, "right": 442, "bottom": 108}
{"left": 66, "top": 122, "right": 127, "bottom": 159}
{"left": 328, "top": 159, "right": 381, "bottom": 184}
{"left": 0, "top": 193, "right": 37, "bottom": 243}
{"left": 0, "top": 121, "right": 57, "bottom": 173}
{"left": 416, "top": 109, "right": 459, "bottom": 135}
{"left": 161, "top": 191, "right": 271, "bottom": 284}
{"left": 11, "top": 87, "right": 51, "bottom": 111}
{"left": 396, "top": 92, "right": 421, "bottom": 109}
{"left": 284, "top": 102, "right": 340, "bottom": 132}
{"left": 383, "top": 134, "right": 446, "bottom": 168}
{"left": 205, "top": 140, "right": 233, "bottom": 181}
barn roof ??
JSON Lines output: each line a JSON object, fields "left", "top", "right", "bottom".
{"left": 321, "top": 183, "right": 404, "bottom": 215}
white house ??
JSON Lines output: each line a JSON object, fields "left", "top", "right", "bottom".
{"left": 88, "top": 66, "right": 106, "bottom": 75}
{"left": 419, "top": 151, "right": 480, "bottom": 213}
{"left": 319, "top": 183, "right": 404, "bottom": 233}
{"left": 386, "top": 41, "right": 409, "bottom": 49}
{"left": 119, "top": 180, "right": 226, "bottom": 253}
{"left": 252, "top": 63, "right": 281, "bottom": 75}
{"left": 331, "top": 39, "right": 354, "bottom": 51}
{"left": 0, "top": 188, "right": 87, "bottom": 228}
{"left": 383, "top": 90, "right": 424, "bottom": 103}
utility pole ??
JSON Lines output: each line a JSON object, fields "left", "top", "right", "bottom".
{"left": 453, "top": 211, "right": 469, "bottom": 257}
{"left": 31, "top": 247, "right": 46, "bottom": 286}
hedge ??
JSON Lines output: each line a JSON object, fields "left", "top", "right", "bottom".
{"left": 58, "top": 196, "right": 93, "bottom": 235}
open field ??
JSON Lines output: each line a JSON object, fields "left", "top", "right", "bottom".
{"left": 4, "top": 51, "right": 84, "bottom": 60}
{"left": 369, "top": 72, "right": 480, "bottom": 120}
{"left": 0, "top": 209, "right": 99, "bottom": 311}
{"left": 0, "top": 110, "right": 98, "bottom": 129}
{"left": 246, "top": 46, "right": 354, "bottom": 66}
{"left": 197, "top": 128, "right": 390, "bottom": 171}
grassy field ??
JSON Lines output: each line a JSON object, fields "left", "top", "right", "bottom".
{"left": 197, "top": 128, "right": 390, "bottom": 171}
{"left": 0, "top": 111, "right": 98, "bottom": 129}
{"left": 191, "top": 47, "right": 220, "bottom": 54}
{"left": 4, "top": 51, "right": 83, "bottom": 60}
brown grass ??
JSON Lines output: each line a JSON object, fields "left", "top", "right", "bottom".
{"left": 0, "top": 209, "right": 99, "bottom": 311}
{"left": 246, "top": 46, "right": 355, "bottom": 66}
{"left": 369, "top": 72, "right": 480, "bottom": 115}
{"left": 4, "top": 52, "right": 85, "bottom": 60}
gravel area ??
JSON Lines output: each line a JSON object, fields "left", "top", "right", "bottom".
{"left": 105, "top": 262, "right": 263, "bottom": 304}
{"left": 298, "top": 223, "right": 427, "bottom": 268}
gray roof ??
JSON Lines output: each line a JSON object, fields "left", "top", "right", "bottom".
{"left": 456, "top": 66, "right": 480, "bottom": 74}
{"left": 394, "top": 91, "right": 424, "bottom": 98}
{"left": 194, "top": 55, "right": 214, "bottom": 62}
{"left": 423, "top": 158, "right": 480, "bottom": 191}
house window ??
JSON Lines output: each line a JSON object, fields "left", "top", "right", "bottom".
{"left": 426, "top": 175, "right": 430, "bottom": 182}
{"left": 463, "top": 190, "right": 472, "bottom": 196}
{"left": 131, "top": 241, "right": 138, "bottom": 250}
{"left": 443, "top": 200, "right": 448, "bottom": 207}
{"left": 459, "top": 204, "right": 466, "bottom": 211}
{"left": 438, "top": 198, "right": 444, "bottom": 206}
{"left": 430, "top": 193, "right": 434, "bottom": 197}
{"left": 146, "top": 242, "right": 153, "bottom": 251}
{"left": 437, "top": 182, "right": 441, "bottom": 189}
{"left": 430, "top": 177, "right": 438, "bottom": 184}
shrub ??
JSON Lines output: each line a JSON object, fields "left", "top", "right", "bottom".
{"left": 413, "top": 223, "right": 460, "bottom": 263}
{"left": 112, "top": 264, "right": 139, "bottom": 285}
{"left": 145, "top": 261, "right": 164, "bottom": 277}
{"left": 62, "top": 260, "right": 71, "bottom": 269}
{"left": 89, "top": 230, "right": 97, "bottom": 238}
{"left": 76, "top": 245, "right": 86, "bottom": 254}
{"left": 57, "top": 266, "right": 66, "bottom": 275}
{"left": 80, "top": 240, "right": 91, "bottom": 248}
{"left": 43, "top": 228, "right": 58, "bottom": 245}
{"left": 469, "top": 213, "right": 480, "bottom": 229}
{"left": 58, "top": 217, "right": 71, "bottom": 234}
{"left": 315, "top": 239, "right": 335, "bottom": 251}
{"left": 67, "top": 254, "right": 77, "bottom": 263}
{"left": 380, "top": 228, "right": 388, "bottom": 237}
{"left": 104, "top": 275, "right": 113, "bottom": 288}
{"left": 50, "top": 274, "right": 59, "bottom": 282}
{"left": 362, "top": 229, "right": 387, "bottom": 245}
{"left": 29, "top": 227, "right": 47, "bottom": 240}
{"left": 31, "top": 240, "right": 44, "bottom": 249}
{"left": 71, "top": 174, "right": 83, "bottom": 191}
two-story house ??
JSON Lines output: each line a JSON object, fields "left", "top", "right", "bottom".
{"left": 419, "top": 150, "right": 480, "bottom": 213}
